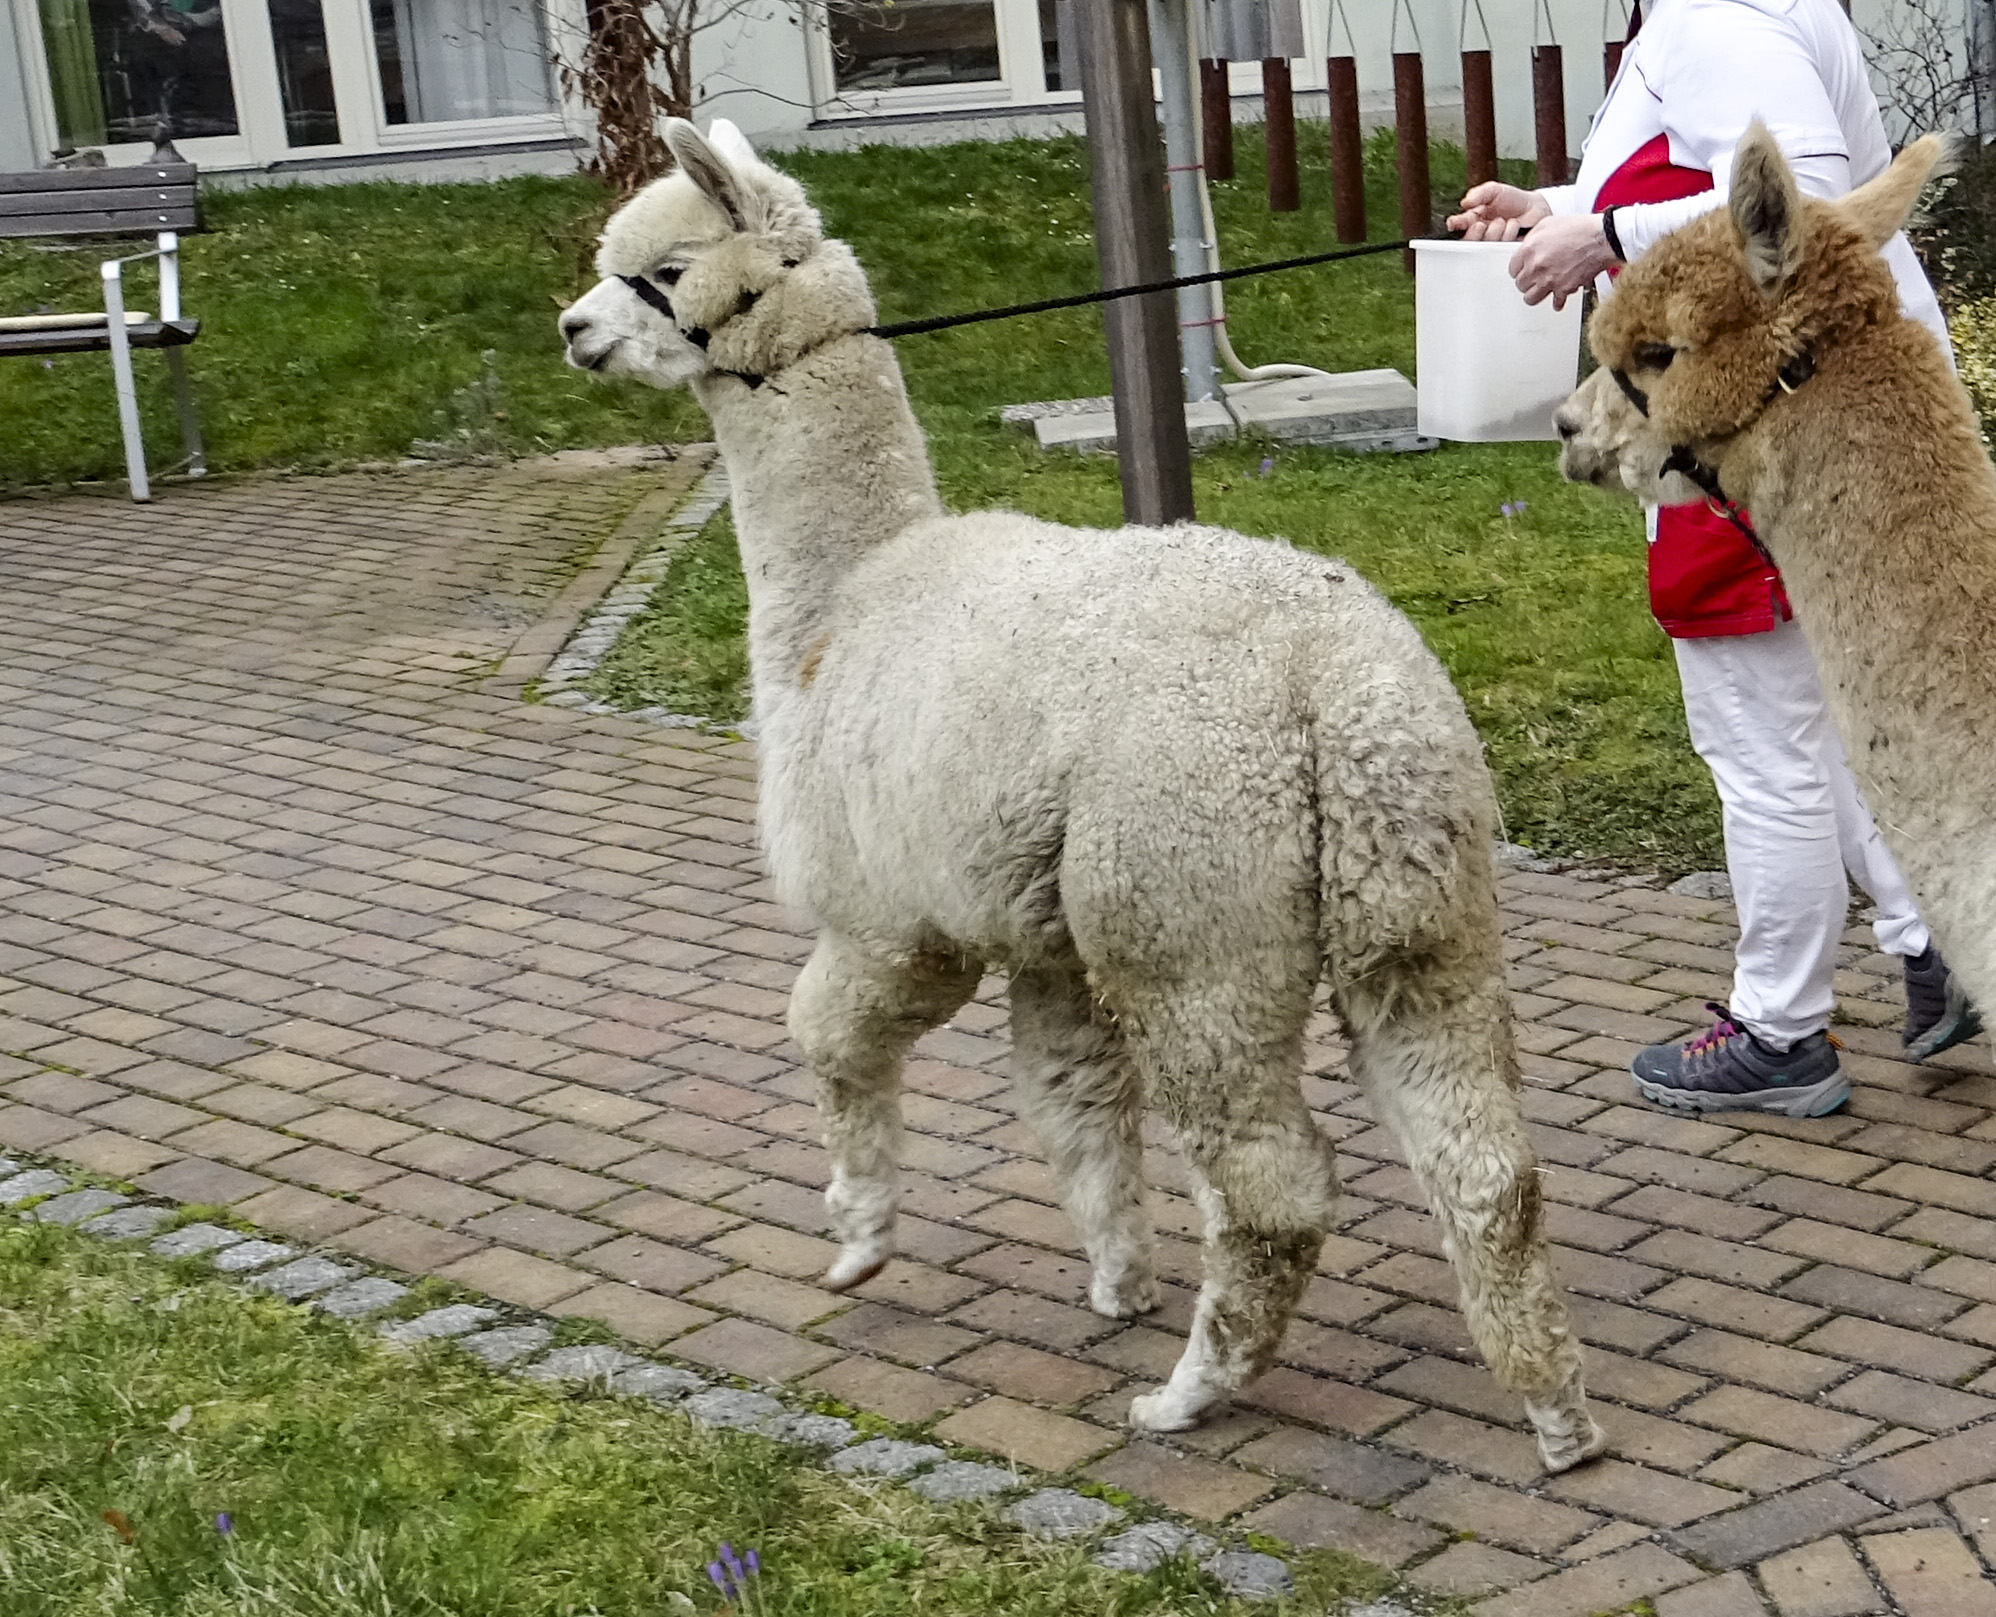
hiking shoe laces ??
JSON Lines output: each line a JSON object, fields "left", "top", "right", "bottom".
{"left": 1905, "top": 946, "right": 1984, "bottom": 1061}
{"left": 1630, "top": 1002, "right": 1848, "bottom": 1117}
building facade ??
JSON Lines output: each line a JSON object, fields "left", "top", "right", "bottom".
{"left": 0, "top": 0, "right": 1963, "bottom": 183}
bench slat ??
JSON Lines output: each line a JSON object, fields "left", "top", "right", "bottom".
{"left": 0, "top": 318, "right": 200, "bottom": 357}
{"left": 0, "top": 187, "right": 196, "bottom": 219}
{"left": 0, "top": 203, "right": 201, "bottom": 239}
{"left": 0, "top": 164, "right": 196, "bottom": 194}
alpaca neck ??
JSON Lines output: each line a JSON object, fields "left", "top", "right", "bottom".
{"left": 694, "top": 334, "right": 942, "bottom": 690}
{"left": 1742, "top": 320, "right": 1996, "bottom": 738}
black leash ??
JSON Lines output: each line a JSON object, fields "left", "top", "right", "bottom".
{"left": 860, "top": 237, "right": 1414, "bottom": 340}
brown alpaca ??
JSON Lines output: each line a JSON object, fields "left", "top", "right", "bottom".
{"left": 1555, "top": 126, "right": 1996, "bottom": 1042}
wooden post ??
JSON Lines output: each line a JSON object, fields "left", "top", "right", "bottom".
{"left": 1075, "top": 0, "right": 1194, "bottom": 526}
{"left": 1263, "top": 57, "right": 1299, "bottom": 211}
{"left": 1326, "top": 53, "right": 1365, "bottom": 243}
{"left": 1604, "top": 38, "right": 1623, "bottom": 89}
{"left": 1200, "top": 58, "right": 1234, "bottom": 181}
{"left": 1532, "top": 44, "right": 1567, "bottom": 185}
{"left": 1393, "top": 48, "right": 1429, "bottom": 271}
{"left": 1461, "top": 48, "right": 1496, "bottom": 189}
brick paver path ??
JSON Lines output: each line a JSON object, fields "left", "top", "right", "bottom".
{"left": 6, "top": 461, "right": 1996, "bottom": 1614}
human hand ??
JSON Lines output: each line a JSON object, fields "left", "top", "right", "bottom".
{"left": 1509, "top": 213, "right": 1619, "bottom": 310}
{"left": 1447, "top": 183, "right": 1550, "bottom": 241}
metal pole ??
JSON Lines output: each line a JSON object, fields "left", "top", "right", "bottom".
{"left": 1077, "top": 0, "right": 1195, "bottom": 525}
{"left": 1152, "top": 0, "right": 1220, "bottom": 403}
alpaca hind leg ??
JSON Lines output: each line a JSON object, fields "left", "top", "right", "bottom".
{"left": 1122, "top": 1003, "right": 1339, "bottom": 1433}
{"left": 1341, "top": 968, "right": 1605, "bottom": 1474}
{"left": 1011, "top": 965, "right": 1156, "bottom": 1319}
{"left": 789, "top": 934, "right": 979, "bottom": 1291}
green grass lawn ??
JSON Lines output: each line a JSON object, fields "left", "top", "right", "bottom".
{"left": 0, "top": 130, "right": 1722, "bottom": 870}
{"left": 0, "top": 1217, "right": 1402, "bottom": 1617}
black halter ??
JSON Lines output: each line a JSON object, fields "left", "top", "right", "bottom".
{"left": 617, "top": 273, "right": 767, "bottom": 388}
{"left": 1607, "top": 347, "right": 1819, "bottom": 568}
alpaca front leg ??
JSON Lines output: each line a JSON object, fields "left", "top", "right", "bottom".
{"left": 1011, "top": 965, "right": 1156, "bottom": 1319}
{"left": 1346, "top": 979, "right": 1605, "bottom": 1475}
{"left": 789, "top": 934, "right": 979, "bottom": 1292}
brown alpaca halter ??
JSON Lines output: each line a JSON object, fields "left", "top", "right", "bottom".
{"left": 1610, "top": 347, "right": 1820, "bottom": 566}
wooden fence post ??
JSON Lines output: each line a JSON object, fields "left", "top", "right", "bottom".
{"left": 1075, "top": 0, "right": 1195, "bottom": 526}
{"left": 1264, "top": 56, "right": 1299, "bottom": 210}
{"left": 1201, "top": 57, "right": 1234, "bottom": 181}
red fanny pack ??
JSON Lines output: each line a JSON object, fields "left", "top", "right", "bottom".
{"left": 1597, "top": 135, "right": 1789, "bottom": 638}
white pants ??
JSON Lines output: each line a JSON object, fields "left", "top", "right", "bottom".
{"left": 1674, "top": 618, "right": 1930, "bottom": 1050}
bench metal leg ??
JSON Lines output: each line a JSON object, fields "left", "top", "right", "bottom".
{"left": 165, "top": 347, "right": 205, "bottom": 478}
{"left": 100, "top": 263, "right": 149, "bottom": 502}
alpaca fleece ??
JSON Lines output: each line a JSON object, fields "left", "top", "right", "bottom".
{"left": 559, "top": 119, "right": 1603, "bottom": 1469}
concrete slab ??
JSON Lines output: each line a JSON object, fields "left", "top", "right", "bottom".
{"left": 1025, "top": 369, "right": 1435, "bottom": 455}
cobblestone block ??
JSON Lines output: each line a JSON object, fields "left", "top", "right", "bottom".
{"left": 1093, "top": 1522, "right": 1217, "bottom": 1574}
{"left": 379, "top": 1304, "right": 499, "bottom": 1343}
{"left": 1005, "top": 1488, "right": 1120, "bottom": 1538}
{"left": 0, "top": 1168, "right": 71, "bottom": 1204}
{"left": 610, "top": 1363, "right": 707, "bottom": 1403}
{"left": 151, "top": 1222, "right": 246, "bottom": 1258}
{"left": 1862, "top": 1527, "right": 1996, "bottom": 1617}
{"left": 315, "top": 1277, "right": 410, "bottom": 1318}
{"left": 1202, "top": 1551, "right": 1293, "bottom": 1601}
{"left": 32, "top": 1188, "right": 127, "bottom": 1224}
{"left": 829, "top": 1438, "right": 944, "bottom": 1478}
{"left": 1472, "top": 1543, "right": 1702, "bottom": 1617}
{"left": 521, "top": 1344, "right": 641, "bottom": 1384}
{"left": 79, "top": 1204, "right": 174, "bottom": 1240}
{"left": 685, "top": 1388, "right": 788, "bottom": 1430}
{"left": 1233, "top": 1427, "right": 1431, "bottom": 1506}
{"left": 1655, "top": 1571, "right": 1770, "bottom": 1617}
{"left": 906, "top": 1461, "right": 1016, "bottom": 1503}
{"left": 251, "top": 1256, "right": 360, "bottom": 1298}
{"left": 213, "top": 1240, "right": 297, "bottom": 1273}
{"left": 458, "top": 1325, "right": 554, "bottom": 1367}
{"left": 759, "top": 1412, "right": 855, "bottom": 1448}
{"left": 1405, "top": 1542, "right": 1549, "bottom": 1597}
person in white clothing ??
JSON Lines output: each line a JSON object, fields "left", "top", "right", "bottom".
{"left": 1446, "top": 0, "right": 1980, "bottom": 1117}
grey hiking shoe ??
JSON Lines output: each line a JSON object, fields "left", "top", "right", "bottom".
{"left": 1904, "top": 946, "right": 1983, "bottom": 1061}
{"left": 1631, "top": 1003, "right": 1849, "bottom": 1117}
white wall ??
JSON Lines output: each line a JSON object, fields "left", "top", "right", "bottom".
{"left": 689, "top": 0, "right": 821, "bottom": 146}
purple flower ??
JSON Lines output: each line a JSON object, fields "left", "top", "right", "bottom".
{"left": 1258, "top": 456, "right": 1275, "bottom": 477}
{"left": 214, "top": 1513, "right": 232, "bottom": 1536}
{"left": 707, "top": 1561, "right": 728, "bottom": 1595}
{"left": 746, "top": 1549, "right": 760, "bottom": 1576}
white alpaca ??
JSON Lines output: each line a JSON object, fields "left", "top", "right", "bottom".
{"left": 560, "top": 119, "right": 1603, "bottom": 1470}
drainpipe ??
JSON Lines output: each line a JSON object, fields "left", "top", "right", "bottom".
{"left": 1148, "top": 0, "right": 1221, "bottom": 405}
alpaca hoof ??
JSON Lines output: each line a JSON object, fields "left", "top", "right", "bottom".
{"left": 1526, "top": 1389, "right": 1607, "bottom": 1475}
{"left": 821, "top": 1248, "right": 890, "bottom": 1293}
{"left": 1128, "top": 1385, "right": 1207, "bottom": 1433}
{"left": 1089, "top": 1271, "right": 1160, "bottom": 1319}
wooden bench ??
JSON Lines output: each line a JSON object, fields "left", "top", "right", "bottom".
{"left": 0, "top": 153, "right": 206, "bottom": 501}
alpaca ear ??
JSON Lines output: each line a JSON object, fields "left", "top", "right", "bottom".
{"left": 705, "top": 118, "right": 761, "bottom": 173}
{"left": 1835, "top": 132, "right": 1956, "bottom": 250}
{"left": 664, "top": 118, "right": 758, "bottom": 234}
{"left": 1729, "top": 121, "right": 1805, "bottom": 296}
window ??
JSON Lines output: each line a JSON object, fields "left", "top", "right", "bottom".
{"left": 828, "top": 0, "right": 1001, "bottom": 92}
{"left": 267, "top": 0, "right": 341, "bottom": 144}
{"left": 37, "top": 0, "right": 240, "bottom": 145}
{"left": 371, "top": 0, "right": 554, "bottom": 124}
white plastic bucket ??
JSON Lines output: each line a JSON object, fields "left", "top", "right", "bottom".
{"left": 1412, "top": 239, "right": 1584, "bottom": 442}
